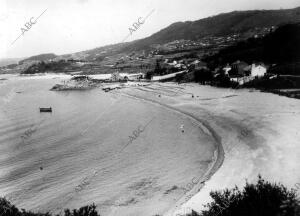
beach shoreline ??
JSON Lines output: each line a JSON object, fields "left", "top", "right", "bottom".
{"left": 120, "top": 91, "right": 225, "bottom": 216}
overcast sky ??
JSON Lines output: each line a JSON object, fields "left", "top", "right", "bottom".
{"left": 1, "top": 0, "right": 299, "bottom": 59}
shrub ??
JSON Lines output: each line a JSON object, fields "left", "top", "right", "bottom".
{"left": 0, "top": 198, "right": 100, "bottom": 216}
{"left": 201, "top": 175, "right": 300, "bottom": 216}
{"left": 194, "top": 69, "right": 213, "bottom": 84}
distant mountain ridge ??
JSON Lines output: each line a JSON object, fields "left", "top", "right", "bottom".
{"left": 4, "top": 6, "right": 300, "bottom": 69}
{"left": 0, "top": 58, "right": 23, "bottom": 67}
{"left": 19, "top": 53, "right": 57, "bottom": 64}
{"left": 122, "top": 6, "right": 300, "bottom": 51}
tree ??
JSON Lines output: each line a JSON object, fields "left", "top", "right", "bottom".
{"left": 194, "top": 69, "right": 213, "bottom": 84}
{"left": 145, "top": 71, "right": 154, "bottom": 80}
{"left": 153, "top": 59, "right": 166, "bottom": 75}
{"left": 154, "top": 59, "right": 161, "bottom": 74}
{"left": 175, "top": 72, "right": 186, "bottom": 83}
{"left": 0, "top": 198, "right": 100, "bottom": 216}
{"left": 201, "top": 175, "right": 300, "bottom": 216}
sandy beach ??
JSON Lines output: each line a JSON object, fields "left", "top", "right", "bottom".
{"left": 1, "top": 75, "right": 300, "bottom": 216}
{"left": 119, "top": 82, "right": 300, "bottom": 216}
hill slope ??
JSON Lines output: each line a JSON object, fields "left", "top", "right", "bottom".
{"left": 4, "top": 6, "right": 300, "bottom": 75}
{"left": 19, "top": 53, "right": 57, "bottom": 64}
{"left": 0, "top": 58, "right": 23, "bottom": 67}
{"left": 203, "top": 23, "right": 300, "bottom": 66}
{"left": 123, "top": 7, "right": 300, "bottom": 51}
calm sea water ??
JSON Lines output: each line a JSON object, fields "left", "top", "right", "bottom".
{"left": 0, "top": 75, "right": 215, "bottom": 216}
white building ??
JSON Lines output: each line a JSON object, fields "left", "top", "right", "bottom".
{"left": 251, "top": 64, "right": 267, "bottom": 77}
{"left": 223, "top": 65, "right": 232, "bottom": 75}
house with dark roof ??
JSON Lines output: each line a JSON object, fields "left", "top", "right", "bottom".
{"left": 230, "top": 60, "right": 249, "bottom": 76}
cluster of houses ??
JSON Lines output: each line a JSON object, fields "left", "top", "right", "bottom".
{"left": 75, "top": 57, "right": 268, "bottom": 84}
{"left": 222, "top": 60, "right": 268, "bottom": 85}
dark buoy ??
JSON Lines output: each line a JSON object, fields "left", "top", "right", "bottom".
{"left": 40, "top": 166, "right": 43, "bottom": 171}
{"left": 158, "top": 95, "right": 161, "bottom": 97}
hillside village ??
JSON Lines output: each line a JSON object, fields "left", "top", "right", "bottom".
{"left": 0, "top": 25, "right": 275, "bottom": 75}
{"left": 0, "top": 28, "right": 273, "bottom": 84}
{"left": 1, "top": 9, "right": 300, "bottom": 99}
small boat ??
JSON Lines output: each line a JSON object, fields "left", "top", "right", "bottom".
{"left": 39, "top": 107, "right": 52, "bottom": 112}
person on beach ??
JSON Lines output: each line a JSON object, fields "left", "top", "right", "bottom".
{"left": 180, "top": 124, "right": 184, "bottom": 133}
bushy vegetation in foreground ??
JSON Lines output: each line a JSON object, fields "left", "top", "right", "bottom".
{"left": 0, "top": 199, "right": 99, "bottom": 216}
{"left": 1, "top": 176, "right": 299, "bottom": 216}
{"left": 198, "top": 175, "right": 300, "bottom": 216}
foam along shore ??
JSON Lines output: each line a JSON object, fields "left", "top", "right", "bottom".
{"left": 120, "top": 82, "right": 300, "bottom": 216}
